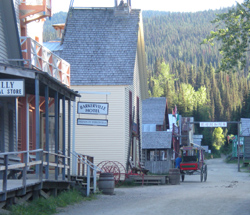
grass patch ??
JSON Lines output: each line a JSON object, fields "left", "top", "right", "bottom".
{"left": 9, "top": 189, "right": 96, "bottom": 215}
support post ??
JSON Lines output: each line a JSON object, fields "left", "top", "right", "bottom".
{"left": 72, "top": 101, "right": 76, "bottom": 175}
{"left": 93, "top": 167, "right": 96, "bottom": 193}
{"left": 55, "top": 91, "right": 59, "bottom": 180}
{"left": 62, "top": 96, "right": 66, "bottom": 180}
{"left": 35, "top": 76, "right": 40, "bottom": 177}
{"left": 237, "top": 122, "right": 240, "bottom": 172}
{"left": 45, "top": 86, "right": 49, "bottom": 179}
{"left": 87, "top": 165, "right": 90, "bottom": 197}
{"left": 67, "top": 100, "right": 71, "bottom": 180}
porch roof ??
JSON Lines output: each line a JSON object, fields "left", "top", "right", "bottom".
{"left": 0, "top": 63, "right": 80, "bottom": 100}
{"left": 142, "top": 131, "right": 172, "bottom": 149}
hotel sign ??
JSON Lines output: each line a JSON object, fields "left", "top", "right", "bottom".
{"left": 200, "top": 122, "right": 227, "bottom": 127}
{"left": 77, "top": 102, "right": 109, "bottom": 115}
{"left": 0, "top": 79, "right": 25, "bottom": 97}
{"left": 77, "top": 118, "right": 108, "bottom": 126}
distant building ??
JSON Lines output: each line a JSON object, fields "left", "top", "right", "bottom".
{"left": 142, "top": 97, "right": 172, "bottom": 174}
{"left": 240, "top": 118, "right": 250, "bottom": 159}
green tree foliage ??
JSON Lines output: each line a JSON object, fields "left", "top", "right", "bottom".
{"left": 149, "top": 62, "right": 176, "bottom": 98}
{"left": 202, "top": 0, "right": 250, "bottom": 72}
{"left": 43, "top": 8, "right": 250, "bottom": 146}
{"left": 212, "top": 127, "right": 225, "bottom": 150}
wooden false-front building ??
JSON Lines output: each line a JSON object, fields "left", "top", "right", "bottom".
{"left": 142, "top": 97, "right": 172, "bottom": 174}
{"left": 61, "top": 1, "right": 148, "bottom": 171}
{"left": 0, "top": 0, "right": 80, "bottom": 205}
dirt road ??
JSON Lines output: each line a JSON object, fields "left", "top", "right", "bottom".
{"left": 56, "top": 158, "right": 250, "bottom": 215}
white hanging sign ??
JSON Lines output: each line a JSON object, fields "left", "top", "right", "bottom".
{"left": 200, "top": 122, "right": 227, "bottom": 127}
{"left": 0, "top": 79, "right": 25, "bottom": 97}
{"left": 77, "top": 102, "right": 109, "bottom": 115}
{"left": 77, "top": 118, "right": 108, "bottom": 126}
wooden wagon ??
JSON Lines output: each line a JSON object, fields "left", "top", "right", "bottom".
{"left": 180, "top": 144, "right": 207, "bottom": 182}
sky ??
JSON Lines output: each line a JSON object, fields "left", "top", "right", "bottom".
{"left": 52, "top": 0, "right": 245, "bottom": 14}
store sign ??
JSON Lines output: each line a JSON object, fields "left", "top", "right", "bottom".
{"left": 200, "top": 122, "right": 227, "bottom": 127}
{"left": 77, "top": 118, "right": 108, "bottom": 126}
{"left": 0, "top": 79, "right": 25, "bottom": 97}
{"left": 77, "top": 102, "right": 109, "bottom": 115}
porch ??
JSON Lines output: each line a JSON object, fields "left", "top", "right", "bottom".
{"left": 0, "top": 149, "right": 98, "bottom": 208}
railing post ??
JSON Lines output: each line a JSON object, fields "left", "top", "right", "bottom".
{"left": 77, "top": 155, "right": 80, "bottom": 176}
{"left": 3, "top": 155, "right": 8, "bottom": 197}
{"left": 23, "top": 153, "right": 27, "bottom": 187}
{"left": 93, "top": 167, "right": 96, "bottom": 193}
{"left": 87, "top": 165, "right": 90, "bottom": 197}
{"left": 39, "top": 150, "right": 43, "bottom": 181}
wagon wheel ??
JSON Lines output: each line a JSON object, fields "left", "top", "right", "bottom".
{"left": 200, "top": 167, "right": 203, "bottom": 182}
{"left": 203, "top": 165, "right": 207, "bottom": 182}
{"left": 113, "top": 161, "right": 126, "bottom": 186}
{"left": 97, "top": 161, "right": 121, "bottom": 185}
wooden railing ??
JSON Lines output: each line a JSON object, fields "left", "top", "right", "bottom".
{"left": 19, "top": 0, "right": 51, "bottom": 8}
{"left": 71, "top": 151, "right": 101, "bottom": 196}
{"left": 43, "top": 151, "right": 70, "bottom": 180}
{"left": 20, "top": 37, "right": 70, "bottom": 87}
{"left": 0, "top": 149, "right": 43, "bottom": 201}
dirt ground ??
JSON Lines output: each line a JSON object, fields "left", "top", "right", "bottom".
{"left": 56, "top": 158, "right": 250, "bottom": 215}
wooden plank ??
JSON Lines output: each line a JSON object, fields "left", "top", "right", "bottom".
{"left": 43, "top": 162, "right": 69, "bottom": 169}
{"left": 40, "top": 190, "right": 50, "bottom": 199}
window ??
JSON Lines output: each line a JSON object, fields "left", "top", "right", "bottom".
{"left": 142, "top": 124, "right": 156, "bottom": 132}
{"left": 156, "top": 125, "right": 163, "bottom": 131}
{"left": 146, "top": 149, "right": 168, "bottom": 161}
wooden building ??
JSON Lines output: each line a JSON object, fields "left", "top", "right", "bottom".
{"left": 61, "top": 0, "right": 148, "bottom": 171}
{"left": 142, "top": 97, "right": 172, "bottom": 174}
{"left": 240, "top": 118, "right": 250, "bottom": 159}
{"left": 0, "top": 0, "right": 83, "bottom": 206}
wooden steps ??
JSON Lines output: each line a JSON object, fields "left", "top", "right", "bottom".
{"left": 128, "top": 175, "right": 167, "bottom": 185}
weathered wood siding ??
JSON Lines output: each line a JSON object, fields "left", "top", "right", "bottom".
{"left": 0, "top": 98, "right": 16, "bottom": 152}
{"left": 125, "top": 51, "right": 143, "bottom": 166}
{"left": 144, "top": 150, "right": 172, "bottom": 174}
{"left": 145, "top": 160, "right": 171, "bottom": 174}
{"left": 13, "top": 0, "right": 20, "bottom": 36}
{"left": 244, "top": 137, "right": 250, "bottom": 159}
{"left": 0, "top": 9, "right": 8, "bottom": 61}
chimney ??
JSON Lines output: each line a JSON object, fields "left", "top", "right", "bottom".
{"left": 114, "top": 0, "right": 131, "bottom": 16}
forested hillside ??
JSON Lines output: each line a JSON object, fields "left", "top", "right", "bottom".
{"left": 44, "top": 8, "right": 250, "bottom": 150}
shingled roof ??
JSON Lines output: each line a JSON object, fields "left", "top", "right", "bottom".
{"left": 142, "top": 97, "right": 167, "bottom": 125}
{"left": 61, "top": 8, "right": 141, "bottom": 86}
{"left": 142, "top": 132, "right": 172, "bottom": 149}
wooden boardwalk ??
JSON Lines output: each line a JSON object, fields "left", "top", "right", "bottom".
{"left": 0, "top": 174, "right": 73, "bottom": 204}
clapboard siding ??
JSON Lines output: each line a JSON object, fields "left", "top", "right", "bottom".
{"left": 13, "top": 0, "right": 20, "bottom": 36}
{"left": 0, "top": 98, "right": 16, "bottom": 152}
{"left": 0, "top": 12, "right": 8, "bottom": 61}
{"left": 244, "top": 137, "right": 250, "bottom": 158}
{"left": 71, "top": 85, "right": 127, "bottom": 167}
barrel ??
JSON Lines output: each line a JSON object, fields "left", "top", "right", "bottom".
{"left": 98, "top": 173, "right": 115, "bottom": 195}
{"left": 168, "top": 168, "right": 180, "bottom": 185}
